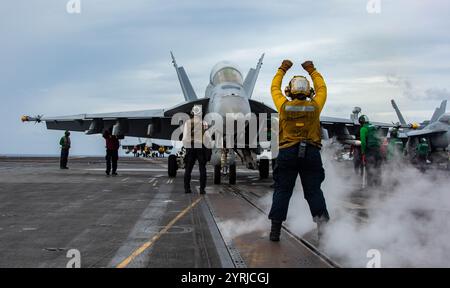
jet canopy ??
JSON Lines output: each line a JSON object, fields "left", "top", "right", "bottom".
{"left": 210, "top": 61, "right": 243, "bottom": 86}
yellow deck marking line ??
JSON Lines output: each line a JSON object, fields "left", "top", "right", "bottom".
{"left": 116, "top": 197, "right": 203, "bottom": 268}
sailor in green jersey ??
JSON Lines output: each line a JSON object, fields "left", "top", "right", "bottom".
{"left": 359, "top": 115, "right": 382, "bottom": 187}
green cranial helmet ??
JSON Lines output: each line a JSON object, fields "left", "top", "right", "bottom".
{"left": 420, "top": 138, "right": 427, "bottom": 143}
{"left": 358, "top": 115, "right": 369, "bottom": 125}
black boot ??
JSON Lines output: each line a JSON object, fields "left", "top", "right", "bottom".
{"left": 314, "top": 214, "right": 330, "bottom": 241}
{"left": 270, "top": 220, "right": 282, "bottom": 242}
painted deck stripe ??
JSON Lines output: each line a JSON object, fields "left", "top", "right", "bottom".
{"left": 116, "top": 197, "right": 203, "bottom": 268}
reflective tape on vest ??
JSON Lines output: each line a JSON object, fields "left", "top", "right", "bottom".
{"left": 284, "top": 105, "right": 315, "bottom": 112}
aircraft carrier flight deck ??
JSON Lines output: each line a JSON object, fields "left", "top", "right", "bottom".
{"left": 0, "top": 156, "right": 345, "bottom": 268}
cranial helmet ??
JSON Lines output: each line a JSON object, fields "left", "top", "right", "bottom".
{"left": 191, "top": 105, "right": 202, "bottom": 117}
{"left": 390, "top": 127, "right": 399, "bottom": 138}
{"left": 287, "top": 76, "right": 311, "bottom": 97}
{"left": 358, "top": 115, "right": 369, "bottom": 124}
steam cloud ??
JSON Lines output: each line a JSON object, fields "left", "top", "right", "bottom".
{"left": 304, "top": 143, "right": 450, "bottom": 267}
{"left": 218, "top": 142, "right": 450, "bottom": 267}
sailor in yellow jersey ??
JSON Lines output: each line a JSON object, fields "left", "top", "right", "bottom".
{"left": 268, "top": 60, "right": 330, "bottom": 242}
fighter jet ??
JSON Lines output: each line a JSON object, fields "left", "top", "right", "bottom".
{"left": 22, "top": 52, "right": 393, "bottom": 183}
{"left": 22, "top": 53, "right": 277, "bottom": 183}
{"left": 390, "top": 99, "right": 449, "bottom": 168}
{"left": 321, "top": 106, "right": 392, "bottom": 146}
{"left": 390, "top": 99, "right": 444, "bottom": 130}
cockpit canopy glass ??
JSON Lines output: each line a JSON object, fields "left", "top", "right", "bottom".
{"left": 212, "top": 68, "right": 243, "bottom": 86}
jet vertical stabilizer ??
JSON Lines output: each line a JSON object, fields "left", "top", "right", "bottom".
{"left": 171, "top": 52, "right": 198, "bottom": 101}
{"left": 243, "top": 54, "right": 264, "bottom": 98}
{"left": 430, "top": 100, "right": 447, "bottom": 124}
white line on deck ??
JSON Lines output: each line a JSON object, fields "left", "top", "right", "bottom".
{"left": 86, "top": 168, "right": 167, "bottom": 172}
{"left": 85, "top": 168, "right": 260, "bottom": 174}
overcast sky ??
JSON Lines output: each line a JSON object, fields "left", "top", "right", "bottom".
{"left": 1, "top": 0, "right": 449, "bottom": 155}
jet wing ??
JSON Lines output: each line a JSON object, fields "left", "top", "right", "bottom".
{"left": 406, "top": 127, "right": 447, "bottom": 137}
{"left": 320, "top": 116, "right": 393, "bottom": 140}
{"left": 320, "top": 116, "right": 392, "bottom": 128}
{"left": 248, "top": 99, "right": 277, "bottom": 114}
{"left": 23, "top": 98, "right": 210, "bottom": 140}
{"left": 320, "top": 116, "right": 359, "bottom": 140}
{"left": 320, "top": 116, "right": 354, "bottom": 125}
{"left": 40, "top": 109, "right": 168, "bottom": 138}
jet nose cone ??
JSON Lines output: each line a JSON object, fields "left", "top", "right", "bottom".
{"left": 216, "top": 95, "right": 251, "bottom": 118}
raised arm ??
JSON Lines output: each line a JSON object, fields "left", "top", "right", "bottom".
{"left": 302, "top": 61, "right": 327, "bottom": 113}
{"left": 271, "top": 60, "right": 292, "bottom": 112}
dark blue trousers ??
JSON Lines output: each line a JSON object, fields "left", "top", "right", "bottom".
{"left": 60, "top": 148, "right": 69, "bottom": 168}
{"left": 269, "top": 143, "right": 329, "bottom": 222}
{"left": 184, "top": 148, "right": 207, "bottom": 191}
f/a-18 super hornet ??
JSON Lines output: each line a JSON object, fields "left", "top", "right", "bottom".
{"left": 22, "top": 53, "right": 392, "bottom": 183}
{"left": 390, "top": 99, "right": 449, "bottom": 168}
{"left": 22, "top": 53, "right": 277, "bottom": 183}
{"left": 391, "top": 99, "right": 448, "bottom": 130}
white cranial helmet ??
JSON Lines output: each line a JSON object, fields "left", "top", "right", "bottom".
{"left": 289, "top": 76, "right": 311, "bottom": 96}
{"left": 191, "top": 105, "right": 202, "bottom": 116}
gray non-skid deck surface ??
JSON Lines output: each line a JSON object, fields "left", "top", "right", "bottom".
{"left": 0, "top": 156, "right": 339, "bottom": 268}
{"left": 0, "top": 157, "right": 222, "bottom": 267}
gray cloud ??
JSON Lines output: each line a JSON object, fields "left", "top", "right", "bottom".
{"left": 424, "top": 88, "right": 450, "bottom": 101}
{"left": 387, "top": 75, "right": 449, "bottom": 102}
